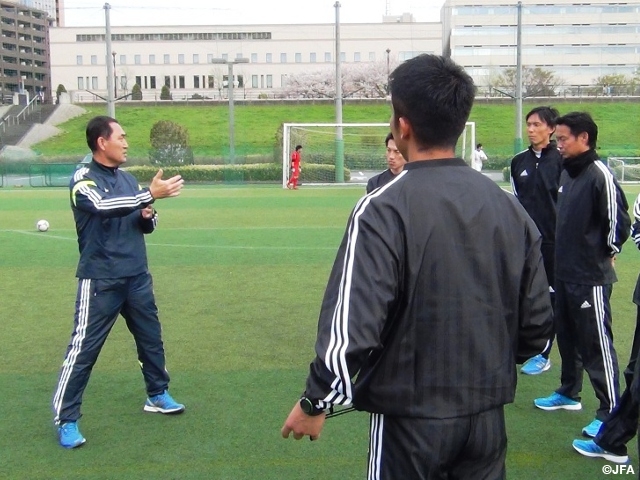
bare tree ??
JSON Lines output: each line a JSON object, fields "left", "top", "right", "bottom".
{"left": 492, "top": 66, "right": 564, "bottom": 97}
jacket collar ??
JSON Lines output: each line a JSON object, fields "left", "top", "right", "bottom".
{"left": 563, "top": 149, "right": 598, "bottom": 178}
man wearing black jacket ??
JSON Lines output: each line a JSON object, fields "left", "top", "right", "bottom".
{"left": 511, "top": 106, "right": 563, "bottom": 375}
{"left": 534, "top": 112, "right": 630, "bottom": 440}
{"left": 282, "top": 54, "right": 553, "bottom": 479}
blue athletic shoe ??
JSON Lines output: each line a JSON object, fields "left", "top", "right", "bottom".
{"left": 572, "top": 439, "right": 628, "bottom": 463}
{"left": 58, "top": 421, "right": 86, "bottom": 449}
{"left": 521, "top": 354, "right": 551, "bottom": 375}
{"left": 582, "top": 419, "right": 603, "bottom": 438}
{"left": 143, "top": 390, "right": 185, "bottom": 414}
{"left": 534, "top": 392, "right": 582, "bottom": 411}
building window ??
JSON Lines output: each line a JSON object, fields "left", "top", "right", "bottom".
{"left": 119, "top": 54, "right": 126, "bottom": 65}
{"left": 91, "top": 76, "right": 98, "bottom": 89}
{"left": 207, "top": 53, "right": 213, "bottom": 63}
{"left": 354, "top": 52, "right": 361, "bottom": 62}
{"left": 193, "top": 54, "right": 199, "bottom": 64}
{"left": 164, "top": 54, "right": 170, "bottom": 64}
{"left": 369, "top": 52, "right": 375, "bottom": 61}
{"left": 178, "top": 54, "right": 185, "bottom": 64}
{"left": 150, "top": 76, "right": 156, "bottom": 89}
{"left": 295, "top": 53, "right": 301, "bottom": 63}
{"left": 252, "top": 74, "right": 258, "bottom": 88}
{"left": 149, "top": 54, "right": 155, "bottom": 64}
{"left": 340, "top": 52, "right": 346, "bottom": 62}
{"left": 208, "top": 75, "right": 214, "bottom": 88}
{"left": 310, "top": 52, "right": 316, "bottom": 63}
{"left": 266, "top": 53, "right": 272, "bottom": 63}
{"left": 120, "top": 76, "right": 127, "bottom": 90}
{"left": 76, "top": 55, "right": 82, "bottom": 65}
{"left": 222, "top": 53, "right": 228, "bottom": 61}
{"left": 280, "top": 53, "right": 287, "bottom": 63}
{"left": 90, "top": 55, "right": 97, "bottom": 65}
{"left": 134, "top": 54, "right": 141, "bottom": 65}
{"left": 194, "top": 75, "right": 200, "bottom": 88}
{"left": 251, "top": 53, "right": 257, "bottom": 63}
{"left": 266, "top": 74, "right": 272, "bottom": 88}
{"left": 179, "top": 76, "right": 185, "bottom": 88}
{"left": 324, "top": 52, "right": 331, "bottom": 62}
{"left": 164, "top": 76, "right": 170, "bottom": 87}
{"left": 135, "top": 76, "right": 141, "bottom": 86}
{"left": 281, "top": 74, "right": 288, "bottom": 87}
{"left": 77, "top": 76, "right": 84, "bottom": 89}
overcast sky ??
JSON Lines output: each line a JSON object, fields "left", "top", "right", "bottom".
{"left": 63, "top": 0, "right": 446, "bottom": 27}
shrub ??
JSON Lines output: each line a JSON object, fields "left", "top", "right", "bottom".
{"left": 160, "top": 85, "right": 172, "bottom": 100}
{"left": 149, "top": 120, "right": 193, "bottom": 166}
{"left": 131, "top": 84, "right": 142, "bottom": 100}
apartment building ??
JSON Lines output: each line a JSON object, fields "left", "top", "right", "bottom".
{"left": 442, "top": 0, "right": 640, "bottom": 89}
{"left": 0, "top": 0, "right": 51, "bottom": 103}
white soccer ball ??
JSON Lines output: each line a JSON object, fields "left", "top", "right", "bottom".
{"left": 36, "top": 219, "right": 49, "bottom": 232}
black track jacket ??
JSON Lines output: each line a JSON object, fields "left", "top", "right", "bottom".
{"left": 304, "top": 159, "right": 553, "bottom": 419}
{"left": 70, "top": 159, "right": 156, "bottom": 279}
{"left": 510, "top": 141, "right": 563, "bottom": 245}
{"left": 555, "top": 150, "right": 630, "bottom": 285}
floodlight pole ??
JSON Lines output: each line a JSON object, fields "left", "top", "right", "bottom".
{"left": 334, "top": 1, "right": 344, "bottom": 182}
{"left": 104, "top": 3, "right": 115, "bottom": 118}
{"left": 211, "top": 57, "right": 249, "bottom": 164}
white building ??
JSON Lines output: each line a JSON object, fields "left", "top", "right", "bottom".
{"left": 49, "top": 21, "right": 441, "bottom": 102}
{"left": 12, "top": 0, "right": 63, "bottom": 25}
{"left": 442, "top": 0, "right": 640, "bottom": 89}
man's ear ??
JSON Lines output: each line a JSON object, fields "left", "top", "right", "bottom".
{"left": 578, "top": 131, "right": 589, "bottom": 146}
{"left": 96, "top": 136, "right": 107, "bottom": 152}
{"left": 398, "top": 116, "right": 411, "bottom": 140}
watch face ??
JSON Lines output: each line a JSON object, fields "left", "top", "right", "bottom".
{"left": 300, "top": 397, "right": 314, "bottom": 414}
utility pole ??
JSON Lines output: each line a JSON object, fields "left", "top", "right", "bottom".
{"left": 104, "top": 3, "right": 115, "bottom": 118}
{"left": 334, "top": 1, "right": 344, "bottom": 182}
{"left": 514, "top": 1, "right": 523, "bottom": 153}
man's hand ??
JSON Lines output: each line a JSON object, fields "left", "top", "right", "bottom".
{"left": 281, "top": 402, "right": 326, "bottom": 441}
{"left": 149, "top": 169, "right": 184, "bottom": 199}
{"left": 141, "top": 206, "right": 155, "bottom": 219}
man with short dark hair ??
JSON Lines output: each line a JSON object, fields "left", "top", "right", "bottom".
{"left": 534, "top": 112, "right": 630, "bottom": 440}
{"left": 52, "top": 115, "right": 185, "bottom": 449}
{"left": 511, "top": 106, "right": 563, "bottom": 375}
{"left": 281, "top": 54, "right": 552, "bottom": 479}
{"left": 366, "top": 132, "right": 407, "bottom": 193}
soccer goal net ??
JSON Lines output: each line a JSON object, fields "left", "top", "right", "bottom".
{"left": 282, "top": 122, "right": 476, "bottom": 187}
{"left": 608, "top": 157, "right": 640, "bottom": 183}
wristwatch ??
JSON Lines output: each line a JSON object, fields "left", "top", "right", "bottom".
{"left": 299, "top": 396, "right": 325, "bottom": 416}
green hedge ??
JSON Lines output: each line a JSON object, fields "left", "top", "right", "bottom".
{"left": 124, "top": 163, "right": 351, "bottom": 183}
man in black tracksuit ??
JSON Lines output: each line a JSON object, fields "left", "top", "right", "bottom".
{"left": 572, "top": 192, "right": 640, "bottom": 463}
{"left": 366, "top": 132, "right": 406, "bottom": 193}
{"left": 52, "top": 116, "right": 185, "bottom": 449}
{"left": 534, "top": 112, "right": 630, "bottom": 439}
{"left": 282, "top": 54, "right": 553, "bottom": 479}
{"left": 510, "top": 106, "right": 563, "bottom": 375}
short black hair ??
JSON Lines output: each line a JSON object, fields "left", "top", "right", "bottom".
{"left": 556, "top": 112, "right": 598, "bottom": 150}
{"left": 390, "top": 54, "right": 476, "bottom": 149}
{"left": 86, "top": 115, "right": 118, "bottom": 152}
{"left": 385, "top": 132, "right": 394, "bottom": 146}
{"left": 476, "top": 143, "right": 482, "bottom": 149}
{"left": 295, "top": 145, "right": 302, "bottom": 151}
{"left": 526, "top": 106, "right": 560, "bottom": 128}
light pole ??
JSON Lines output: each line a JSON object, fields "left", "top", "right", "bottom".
{"left": 385, "top": 48, "right": 391, "bottom": 95}
{"left": 210, "top": 57, "right": 249, "bottom": 164}
{"left": 112, "top": 51, "right": 117, "bottom": 99}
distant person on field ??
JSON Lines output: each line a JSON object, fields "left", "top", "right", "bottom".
{"left": 52, "top": 115, "right": 185, "bottom": 450}
{"left": 366, "top": 132, "right": 407, "bottom": 193}
{"left": 534, "top": 112, "right": 630, "bottom": 441}
{"left": 511, "top": 106, "right": 563, "bottom": 376}
{"left": 470, "top": 142, "right": 487, "bottom": 171}
{"left": 572, "top": 191, "right": 640, "bottom": 464}
{"left": 287, "top": 144, "right": 302, "bottom": 189}
{"left": 281, "top": 54, "right": 552, "bottom": 479}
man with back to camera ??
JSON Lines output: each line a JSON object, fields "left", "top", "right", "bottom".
{"left": 52, "top": 115, "right": 185, "bottom": 449}
{"left": 366, "top": 132, "right": 407, "bottom": 193}
{"left": 511, "top": 106, "right": 563, "bottom": 375}
{"left": 281, "top": 54, "right": 553, "bottom": 479}
{"left": 534, "top": 112, "right": 630, "bottom": 440}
